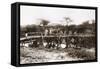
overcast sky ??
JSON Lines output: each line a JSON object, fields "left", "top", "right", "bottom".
{"left": 20, "top": 5, "right": 95, "bottom": 26}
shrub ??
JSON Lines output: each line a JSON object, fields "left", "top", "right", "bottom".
{"left": 20, "top": 47, "right": 29, "bottom": 57}
{"left": 67, "top": 48, "right": 95, "bottom": 60}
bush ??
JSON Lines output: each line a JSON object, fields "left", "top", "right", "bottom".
{"left": 20, "top": 47, "right": 30, "bottom": 57}
{"left": 67, "top": 48, "right": 95, "bottom": 60}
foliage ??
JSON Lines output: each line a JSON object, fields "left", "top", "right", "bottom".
{"left": 67, "top": 48, "right": 95, "bottom": 60}
{"left": 20, "top": 19, "right": 95, "bottom": 37}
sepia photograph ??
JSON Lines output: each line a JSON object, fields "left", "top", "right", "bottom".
{"left": 20, "top": 5, "right": 96, "bottom": 64}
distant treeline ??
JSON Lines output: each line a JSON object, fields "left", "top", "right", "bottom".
{"left": 20, "top": 20, "right": 95, "bottom": 36}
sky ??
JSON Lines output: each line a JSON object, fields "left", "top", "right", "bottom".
{"left": 20, "top": 5, "right": 95, "bottom": 26}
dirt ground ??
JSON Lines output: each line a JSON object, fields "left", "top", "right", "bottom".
{"left": 20, "top": 47, "right": 95, "bottom": 64}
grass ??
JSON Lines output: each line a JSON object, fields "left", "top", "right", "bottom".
{"left": 20, "top": 46, "right": 95, "bottom": 64}
{"left": 66, "top": 48, "right": 95, "bottom": 60}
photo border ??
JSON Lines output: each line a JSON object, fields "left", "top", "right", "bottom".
{"left": 11, "top": 2, "right": 98, "bottom": 67}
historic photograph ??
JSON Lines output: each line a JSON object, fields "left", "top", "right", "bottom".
{"left": 20, "top": 5, "right": 96, "bottom": 64}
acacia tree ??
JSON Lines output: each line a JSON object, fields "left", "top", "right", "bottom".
{"left": 40, "top": 19, "right": 49, "bottom": 26}
{"left": 64, "top": 17, "right": 72, "bottom": 48}
{"left": 64, "top": 17, "right": 72, "bottom": 34}
{"left": 39, "top": 19, "right": 50, "bottom": 47}
{"left": 39, "top": 19, "right": 49, "bottom": 35}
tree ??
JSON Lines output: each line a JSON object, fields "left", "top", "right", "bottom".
{"left": 64, "top": 17, "right": 72, "bottom": 48}
{"left": 64, "top": 17, "right": 72, "bottom": 25}
{"left": 39, "top": 19, "right": 49, "bottom": 27}
{"left": 68, "top": 25, "right": 77, "bottom": 34}
{"left": 39, "top": 19, "right": 50, "bottom": 47}
{"left": 64, "top": 17, "right": 72, "bottom": 34}
{"left": 39, "top": 19, "right": 49, "bottom": 31}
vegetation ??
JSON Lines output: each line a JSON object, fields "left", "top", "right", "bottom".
{"left": 20, "top": 19, "right": 95, "bottom": 36}
{"left": 66, "top": 48, "right": 95, "bottom": 60}
{"left": 20, "top": 47, "right": 95, "bottom": 64}
{"left": 20, "top": 18, "right": 96, "bottom": 64}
